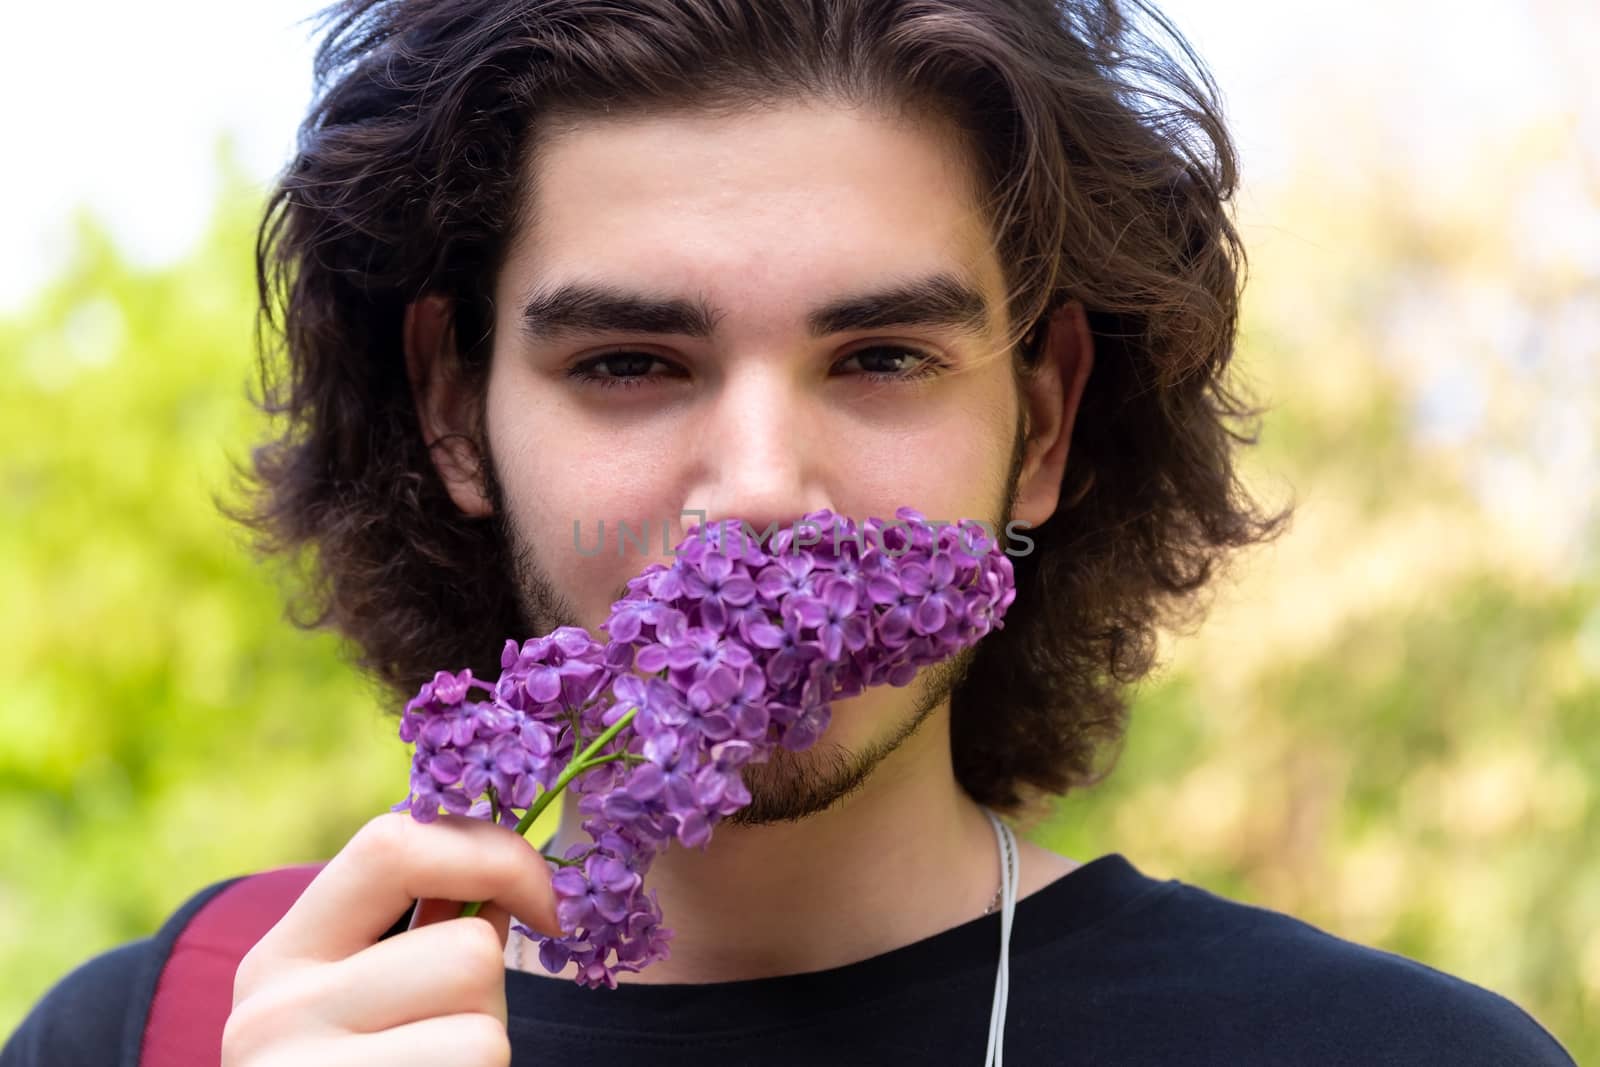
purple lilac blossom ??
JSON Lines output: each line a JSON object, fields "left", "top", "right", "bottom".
{"left": 391, "top": 506, "right": 1016, "bottom": 988}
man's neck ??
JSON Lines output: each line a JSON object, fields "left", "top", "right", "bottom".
{"left": 513, "top": 716, "right": 1079, "bottom": 984}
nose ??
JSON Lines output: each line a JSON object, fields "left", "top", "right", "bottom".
{"left": 679, "top": 361, "right": 832, "bottom": 551}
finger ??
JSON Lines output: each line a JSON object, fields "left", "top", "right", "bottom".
{"left": 307, "top": 917, "right": 510, "bottom": 1033}
{"left": 304, "top": 1012, "right": 511, "bottom": 1067}
{"left": 256, "top": 812, "right": 561, "bottom": 966}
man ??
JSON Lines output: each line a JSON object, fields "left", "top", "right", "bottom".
{"left": 3, "top": 0, "right": 1577, "bottom": 1064}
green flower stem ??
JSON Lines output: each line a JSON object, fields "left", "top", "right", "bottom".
{"left": 584, "top": 751, "right": 649, "bottom": 768}
{"left": 544, "top": 852, "right": 589, "bottom": 869}
{"left": 457, "top": 704, "right": 638, "bottom": 921}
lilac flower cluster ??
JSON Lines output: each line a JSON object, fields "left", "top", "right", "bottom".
{"left": 392, "top": 507, "right": 1017, "bottom": 989}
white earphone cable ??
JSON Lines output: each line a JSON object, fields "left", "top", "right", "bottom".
{"left": 982, "top": 807, "right": 1018, "bottom": 1067}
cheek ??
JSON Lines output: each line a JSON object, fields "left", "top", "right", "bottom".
{"left": 837, "top": 393, "right": 1014, "bottom": 525}
{"left": 487, "top": 383, "right": 689, "bottom": 624}
{"left": 518, "top": 490, "right": 687, "bottom": 631}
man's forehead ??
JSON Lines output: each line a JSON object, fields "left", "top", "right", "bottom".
{"left": 515, "top": 102, "right": 999, "bottom": 249}
{"left": 502, "top": 101, "right": 1008, "bottom": 338}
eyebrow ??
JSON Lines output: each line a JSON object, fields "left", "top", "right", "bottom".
{"left": 517, "top": 271, "right": 992, "bottom": 343}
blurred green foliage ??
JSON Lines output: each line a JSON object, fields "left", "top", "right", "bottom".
{"left": 1, "top": 137, "right": 1594, "bottom": 1061}
{"left": 0, "top": 162, "right": 564, "bottom": 1036}
{"left": 1047, "top": 122, "right": 1599, "bottom": 1059}
{"left": 0, "top": 176, "right": 390, "bottom": 967}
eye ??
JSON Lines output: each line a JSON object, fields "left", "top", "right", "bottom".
{"left": 565, "top": 351, "right": 684, "bottom": 391}
{"left": 564, "top": 345, "right": 947, "bottom": 392}
{"left": 833, "top": 346, "right": 947, "bottom": 383}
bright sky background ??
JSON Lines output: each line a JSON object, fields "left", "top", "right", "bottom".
{"left": 1, "top": 0, "right": 1590, "bottom": 311}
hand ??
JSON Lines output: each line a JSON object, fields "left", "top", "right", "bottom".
{"left": 222, "top": 811, "right": 562, "bottom": 1066}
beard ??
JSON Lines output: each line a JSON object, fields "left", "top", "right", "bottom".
{"left": 477, "top": 412, "right": 1026, "bottom": 827}
{"left": 721, "top": 642, "right": 976, "bottom": 825}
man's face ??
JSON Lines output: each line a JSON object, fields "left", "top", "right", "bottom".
{"left": 474, "top": 98, "right": 1028, "bottom": 823}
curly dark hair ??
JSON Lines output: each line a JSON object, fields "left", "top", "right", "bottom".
{"left": 234, "top": 0, "right": 1291, "bottom": 826}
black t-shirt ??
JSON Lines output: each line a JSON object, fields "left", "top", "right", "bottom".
{"left": 2, "top": 853, "right": 1577, "bottom": 1065}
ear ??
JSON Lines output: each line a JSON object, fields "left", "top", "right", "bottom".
{"left": 403, "top": 294, "right": 494, "bottom": 518}
{"left": 1011, "top": 300, "right": 1094, "bottom": 529}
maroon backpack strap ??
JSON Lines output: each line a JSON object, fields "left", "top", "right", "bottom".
{"left": 137, "top": 863, "right": 327, "bottom": 1067}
